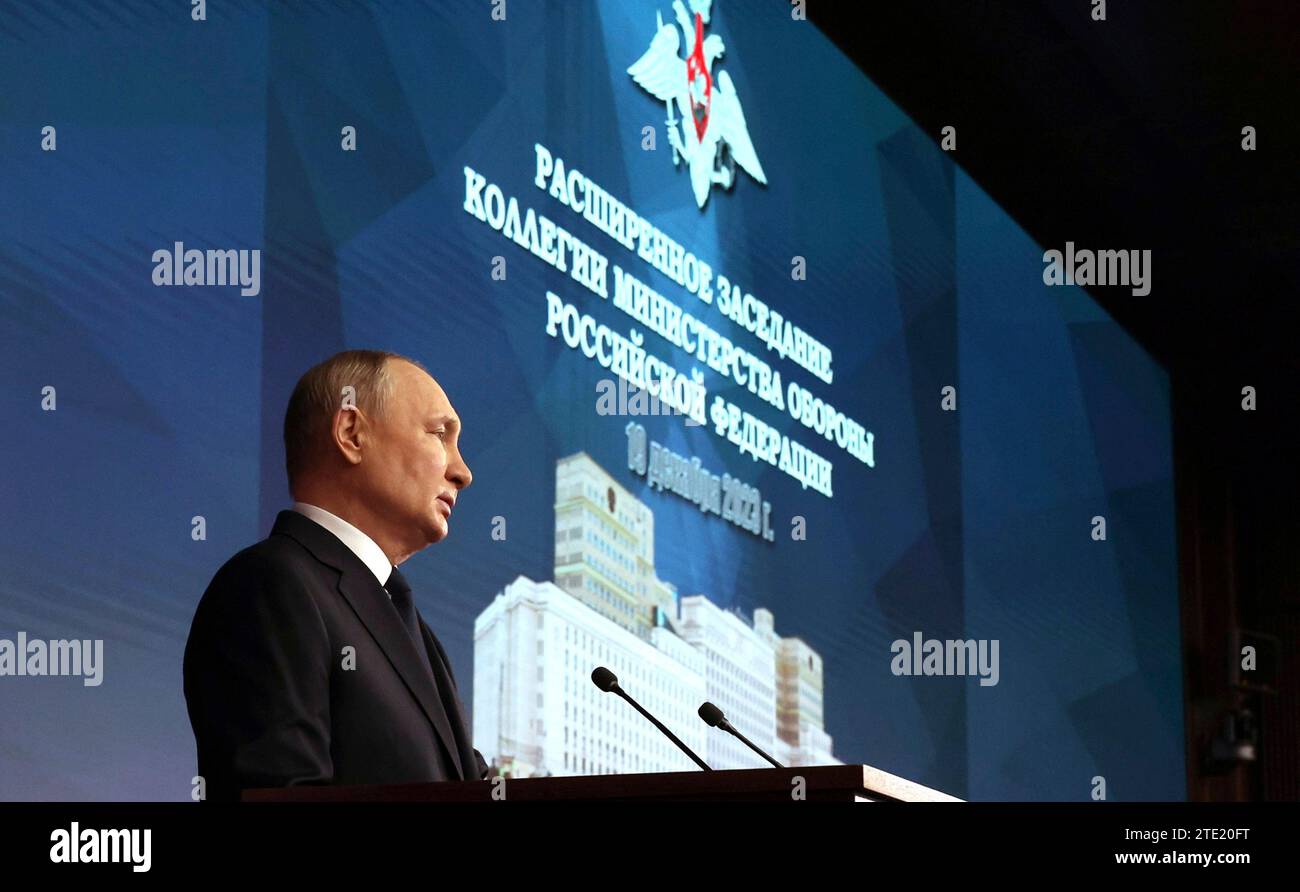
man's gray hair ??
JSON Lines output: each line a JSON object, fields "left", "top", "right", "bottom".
{"left": 283, "top": 349, "right": 427, "bottom": 494}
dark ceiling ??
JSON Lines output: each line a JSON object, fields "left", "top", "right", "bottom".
{"left": 809, "top": 0, "right": 1298, "bottom": 450}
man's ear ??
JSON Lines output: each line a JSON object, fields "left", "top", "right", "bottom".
{"left": 331, "top": 407, "right": 367, "bottom": 466}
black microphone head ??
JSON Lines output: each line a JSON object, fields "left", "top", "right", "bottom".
{"left": 698, "top": 701, "right": 727, "bottom": 727}
{"left": 591, "top": 666, "right": 620, "bottom": 692}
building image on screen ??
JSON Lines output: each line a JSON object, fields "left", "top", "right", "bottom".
{"left": 473, "top": 452, "right": 838, "bottom": 776}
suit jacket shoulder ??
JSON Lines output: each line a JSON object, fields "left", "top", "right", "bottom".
{"left": 184, "top": 510, "right": 486, "bottom": 799}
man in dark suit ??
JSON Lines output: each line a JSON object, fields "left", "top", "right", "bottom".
{"left": 184, "top": 349, "right": 488, "bottom": 801}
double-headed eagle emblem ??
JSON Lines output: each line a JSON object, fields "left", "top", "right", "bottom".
{"left": 628, "top": 0, "right": 767, "bottom": 209}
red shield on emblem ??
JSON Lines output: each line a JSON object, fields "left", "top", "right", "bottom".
{"left": 686, "top": 13, "right": 711, "bottom": 140}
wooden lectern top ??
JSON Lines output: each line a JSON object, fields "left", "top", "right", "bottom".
{"left": 243, "top": 764, "right": 962, "bottom": 803}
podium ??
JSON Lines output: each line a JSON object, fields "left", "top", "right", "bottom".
{"left": 244, "top": 764, "right": 962, "bottom": 802}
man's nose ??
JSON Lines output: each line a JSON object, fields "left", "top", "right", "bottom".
{"left": 448, "top": 454, "right": 472, "bottom": 490}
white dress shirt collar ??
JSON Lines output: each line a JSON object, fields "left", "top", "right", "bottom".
{"left": 291, "top": 501, "right": 395, "bottom": 591}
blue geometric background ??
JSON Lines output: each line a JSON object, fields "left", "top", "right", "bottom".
{"left": 0, "top": 0, "right": 1181, "bottom": 800}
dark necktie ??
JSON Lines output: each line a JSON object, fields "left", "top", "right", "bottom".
{"left": 384, "top": 567, "right": 430, "bottom": 670}
{"left": 384, "top": 566, "right": 462, "bottom": 779}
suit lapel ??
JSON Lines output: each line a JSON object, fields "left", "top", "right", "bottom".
{"left": 271, "top": 510, "right": 464, "bottom": 779}
{"left": 418, "top": 619, "right": 473, "bottom": 778}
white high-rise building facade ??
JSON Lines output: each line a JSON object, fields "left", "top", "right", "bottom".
{"left": 552, "top": 452, "right": 677, "bottom": 637}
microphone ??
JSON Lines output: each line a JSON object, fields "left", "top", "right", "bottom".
{"left": 698, "top": 701, "right": 785, "bottom": 768}
{"left": 590, "top": 667, "right": 712, "bottom": 771}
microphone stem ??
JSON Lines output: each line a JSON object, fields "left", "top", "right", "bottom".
{"left": 617, "top": 689, "right": 712, "bottom": 771}
{"left": 725, "top": 723, "right": 784, "bottom": 768}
